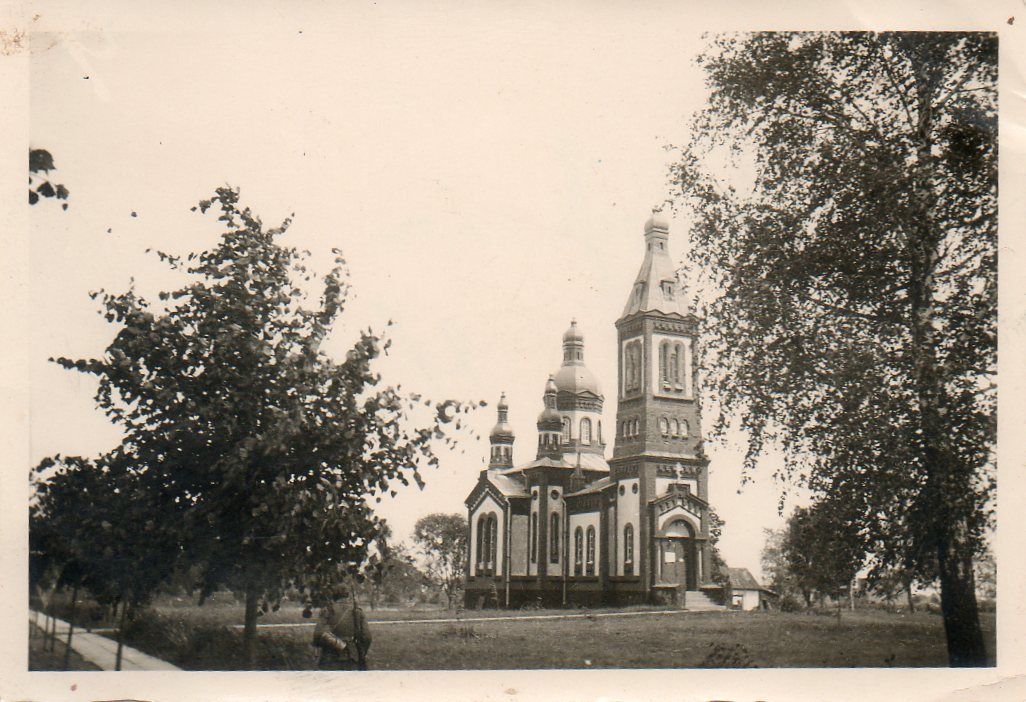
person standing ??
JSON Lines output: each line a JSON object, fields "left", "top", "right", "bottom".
{"left": 312, "top": 586, "right": 372, "bottom": 670}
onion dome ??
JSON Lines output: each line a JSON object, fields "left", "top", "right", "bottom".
{"left": 489, "top": 392, "right": 515, "bottom": 443}
{"left": 645, "top": 204, "right": 670, "bottom": 233}
{"left": 537, "top": 376, "right": 563, "bottom": 430}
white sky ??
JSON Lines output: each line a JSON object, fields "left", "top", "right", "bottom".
{"left": 29, "top": 12, "right": 820, "bottom": 579}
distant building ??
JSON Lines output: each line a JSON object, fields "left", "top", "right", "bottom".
{"left": 724, "top": 567, "right": 776, "bottom": 611}
{"left": 464, "top": 211, "right": 722, "bottom": 609}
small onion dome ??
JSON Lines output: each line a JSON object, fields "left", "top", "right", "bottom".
{"left": 490, "top": 392, "right": 515, "bottom": 441}
{"left": 537, "top": 405, "right": 562, "bottom": 430}
{"left": 544, "top": 375, "right": 558, "bottom": 396}
{"left": 645, "top": 205, "right": 669, "bottom": 233}
{"left": 563, "top": 319, "right": 583, "bottom": 343}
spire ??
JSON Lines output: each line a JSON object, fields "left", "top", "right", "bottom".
{"left": 621, "top": 207, "right": 687, "bottom": 319}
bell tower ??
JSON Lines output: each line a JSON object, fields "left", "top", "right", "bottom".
{"left": 609, "top": 208, "right": 712, "bottom": 597}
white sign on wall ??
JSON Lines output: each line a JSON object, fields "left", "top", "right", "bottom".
{"left": 664, "top": 552, "right": 677, "bottom": 563}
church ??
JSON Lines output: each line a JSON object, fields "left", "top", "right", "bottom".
{"left": 464, "top": 210, "right": 723, "bottom": 609}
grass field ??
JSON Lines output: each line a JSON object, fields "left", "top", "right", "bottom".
{"left": 37, "top": 592, "right": 996, "bottom": 670}
{"left": 113, "top": 596, "right": 997, "bottom": 669}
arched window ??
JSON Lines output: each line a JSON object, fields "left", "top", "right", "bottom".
{"left": 632, "top": 419, "right": 639, "bottom": 437}
{"left": 574, "top": 527, "right": 584, "bottom": 575}
{"left": 680, "top": 420, "right": 689, "bottom": 437}
{"left": 624, "top": 524, "right": 634, "bottom": 575}
{"left": 476, "top": 515, "right": 485, "bottom": 573}
{"left": 586, "top": 526, "right": 596, "bottom": 575}
{"left": 671, "top": 418, "right": 679, "bottom": 436}
{"left": 659, "top": 417, "right": 669, "bottom": 435}
{"left": 562, "top": 417, "right": 571, "bottom": 443}
{"left": 488, "top": 515, "right": 498, "bottom": 574}
{"left": 597, "top": 420, "right": 602, "bottom": 444}
{"left": 550, "top": 512, "right": 560, "bottom": 563}
{"left": 660, "top": 341, "right": 669, "bottom": 384}
{"left": 580, "top": 417, "right": 592, "bottom": 444}
{"left": 674, "top": 342, "right": 685, "bottom": 387}
{"left": 530, "top": 513, "right": 538, "bottom": 564}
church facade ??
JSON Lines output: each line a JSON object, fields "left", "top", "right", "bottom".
{"left": 464, "top": 211, "right": 719, "bottom": 609}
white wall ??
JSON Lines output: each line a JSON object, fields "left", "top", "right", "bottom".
{"left": 568, "top": 510, "right": 600, "bottom": 575}
{"left": 470, "top": 495, "right": 505, "bottom": 576}
{"left": 616, "top": 477, "right": 640, "bottom": 576}
{"left": 510, "top": 513, "right": 529, "bottom": 575}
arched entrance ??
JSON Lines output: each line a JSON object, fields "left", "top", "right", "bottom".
{"left": 656, "top": 518, "right": 698, "bottom": 591}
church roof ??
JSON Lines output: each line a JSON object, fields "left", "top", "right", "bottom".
{"left": 621, "top": 209, "right": 689, "bottom": 319}
{"left": 488, "top": 472, "right": 529, "bottom": 498}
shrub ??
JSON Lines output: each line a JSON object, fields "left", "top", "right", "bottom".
{"left": 778, "top": 595, "right": 802, "bottom": 612}
{"left": 698, "top": 643, "right": 758, "bottom": 668}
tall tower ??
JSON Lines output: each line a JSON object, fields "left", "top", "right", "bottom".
{"left": 488, "top": 392, "right": 515, "bottom": 469}
{"left": 610, "top": 208, "right": 711, "bottom": 596}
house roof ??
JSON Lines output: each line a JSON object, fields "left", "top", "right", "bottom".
{"left": 726, "top": 567, "right": 768, "bottom": 591}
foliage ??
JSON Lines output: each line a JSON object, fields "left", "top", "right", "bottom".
{"left": 44, "top": 186, "right": 477, "bottom": 663}
{"left": 781, "top": 500, "right": 866, "bottom": 607}
{"left": 706, "top": 509, "right": 729, "bottom": 586}
{"left": 29, "top": 148, "right": 70, "bottom": 209}
{"left": 698, "top": 642, "right": 758, "bottom": 668}
{"left": 412, "top": 513, "right": 468, "bottom": 609}
{"left": 673, "top": 31, "right": 996, "bottom": 665}
{"left": 760, "top": 527, "right": 806, "bottom": 605}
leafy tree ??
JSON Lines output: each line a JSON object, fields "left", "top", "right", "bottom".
{"left": 760, "top": 527, "right": 808, "bottom": 608}
{"left": 707, "top": 509, "right": 729, "bottom": 586}
{"left": 673, "top": 31, "right": 995, "bottom": 665}
{"left": 782, "top": 501, "right": 866, "bottom": 615}
{"left": 29, "top": 148, "right": 69, "bottom": 208}
{"left": 49, "top": 187, "right": 476, "bottom": 666}
{"left": 412, "top": 513, "right": 467, "bottom": 610}
{"left": 30, "top": 451, "right": 179, "bottom": 669}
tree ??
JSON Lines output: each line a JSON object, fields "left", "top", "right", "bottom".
{"left": 412, "top": 513, "right": 467, "bottom": 610}
{"left": 29, "top": 148, "right": 69, "bottom": 208}
{"left": 30, "top": 451, "right": 179, "bottom": 669}
{"left": 673, "top": 32, "right": 995, "bottom": 665}
{"left": 760, "top": 527, "right": 807, "bottom": 608}
{"left": 49, "top": 187, "right": 477, "bottom": 666}
{"left": 782, "top": 501, "right": 866, "bottom": 616}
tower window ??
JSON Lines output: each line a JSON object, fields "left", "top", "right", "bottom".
{"left": 680, "top": 420, "right": 689, "bottom": 437}
{"left": 659, "top": 417, "right": 669, "bottom": 436}
{"left": 671, "top": 418, "right": 679, "bottom": 436}
{"left": 562, "top": 417, "right": 571, "bottom": 443}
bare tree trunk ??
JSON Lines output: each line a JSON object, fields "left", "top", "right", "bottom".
{"left": 62, "top": 585, "right": 79, "bottom": 669}
{"left": 906, "top": 583, "right": 916, "bottom": 613}
{"left": 849, "top": 579, "right": 856, "bottom": 612}
{"left": 115, "top": 600, "right": 128, "bottom": 671}
{"left": 243, "top": 586, "right": 260, "bottom": 669}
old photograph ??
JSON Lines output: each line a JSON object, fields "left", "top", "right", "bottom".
{"left": 4, "top": 2, "right": 1022, "bottom": 700}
